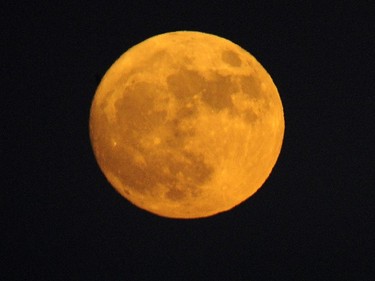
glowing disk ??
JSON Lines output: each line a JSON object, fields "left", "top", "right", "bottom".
{"left": 89, "top": 31, "right": 284, "bottom": 218}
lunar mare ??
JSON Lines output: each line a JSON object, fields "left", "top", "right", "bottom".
{"left": 90, "top": 31, "right": 284, "bottom": 218}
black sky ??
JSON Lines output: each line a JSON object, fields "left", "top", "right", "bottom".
{"left": 3, "top": 2, "right": 374, "bottom": 280}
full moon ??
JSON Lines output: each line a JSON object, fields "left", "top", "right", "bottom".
{"left": 89, "top": 31, "right": 284, "bottom": 219}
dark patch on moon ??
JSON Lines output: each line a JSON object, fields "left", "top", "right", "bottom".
{"left": 168, "top": 118, "right": 196, "bottom": 144}
{"left": 114, "top": 81, "right": 167, "bottom": 136}
{"left": 242, "top": 109, "right": 258, "bottom": 123}
{"left": 201, "top": 73, "right": 237, "bottom": 111}
{"left": 113, "top": 147, "right": 214, "bottom": 200}
{"left": 166, "top": 188, "right": 186, "bottom": 201}
{"left": 167, "top": 68, "right": 238, "bottom": 113}
{"left": 222, "top": 50, "right": 242, "bottom": 67}
{"left": 240, "top": 75, "right": 263, "bottom": 99}
{"left": 167, "top": 68, "right": 206, "bottom": 104}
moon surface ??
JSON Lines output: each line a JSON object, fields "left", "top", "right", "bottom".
{"left": 89, "top": 31, "right": 284, "bottom": 219}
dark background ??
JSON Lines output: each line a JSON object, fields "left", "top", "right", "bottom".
{"left": 3, "top": 2, "right": 374, "bottom": 280}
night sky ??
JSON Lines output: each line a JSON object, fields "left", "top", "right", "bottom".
{"left": 3, "top": 2, "right": 374, "bottom": 280}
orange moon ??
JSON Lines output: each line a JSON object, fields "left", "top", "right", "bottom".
{"left": 89, "top": 31, "right": 284, "bottom": 219}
